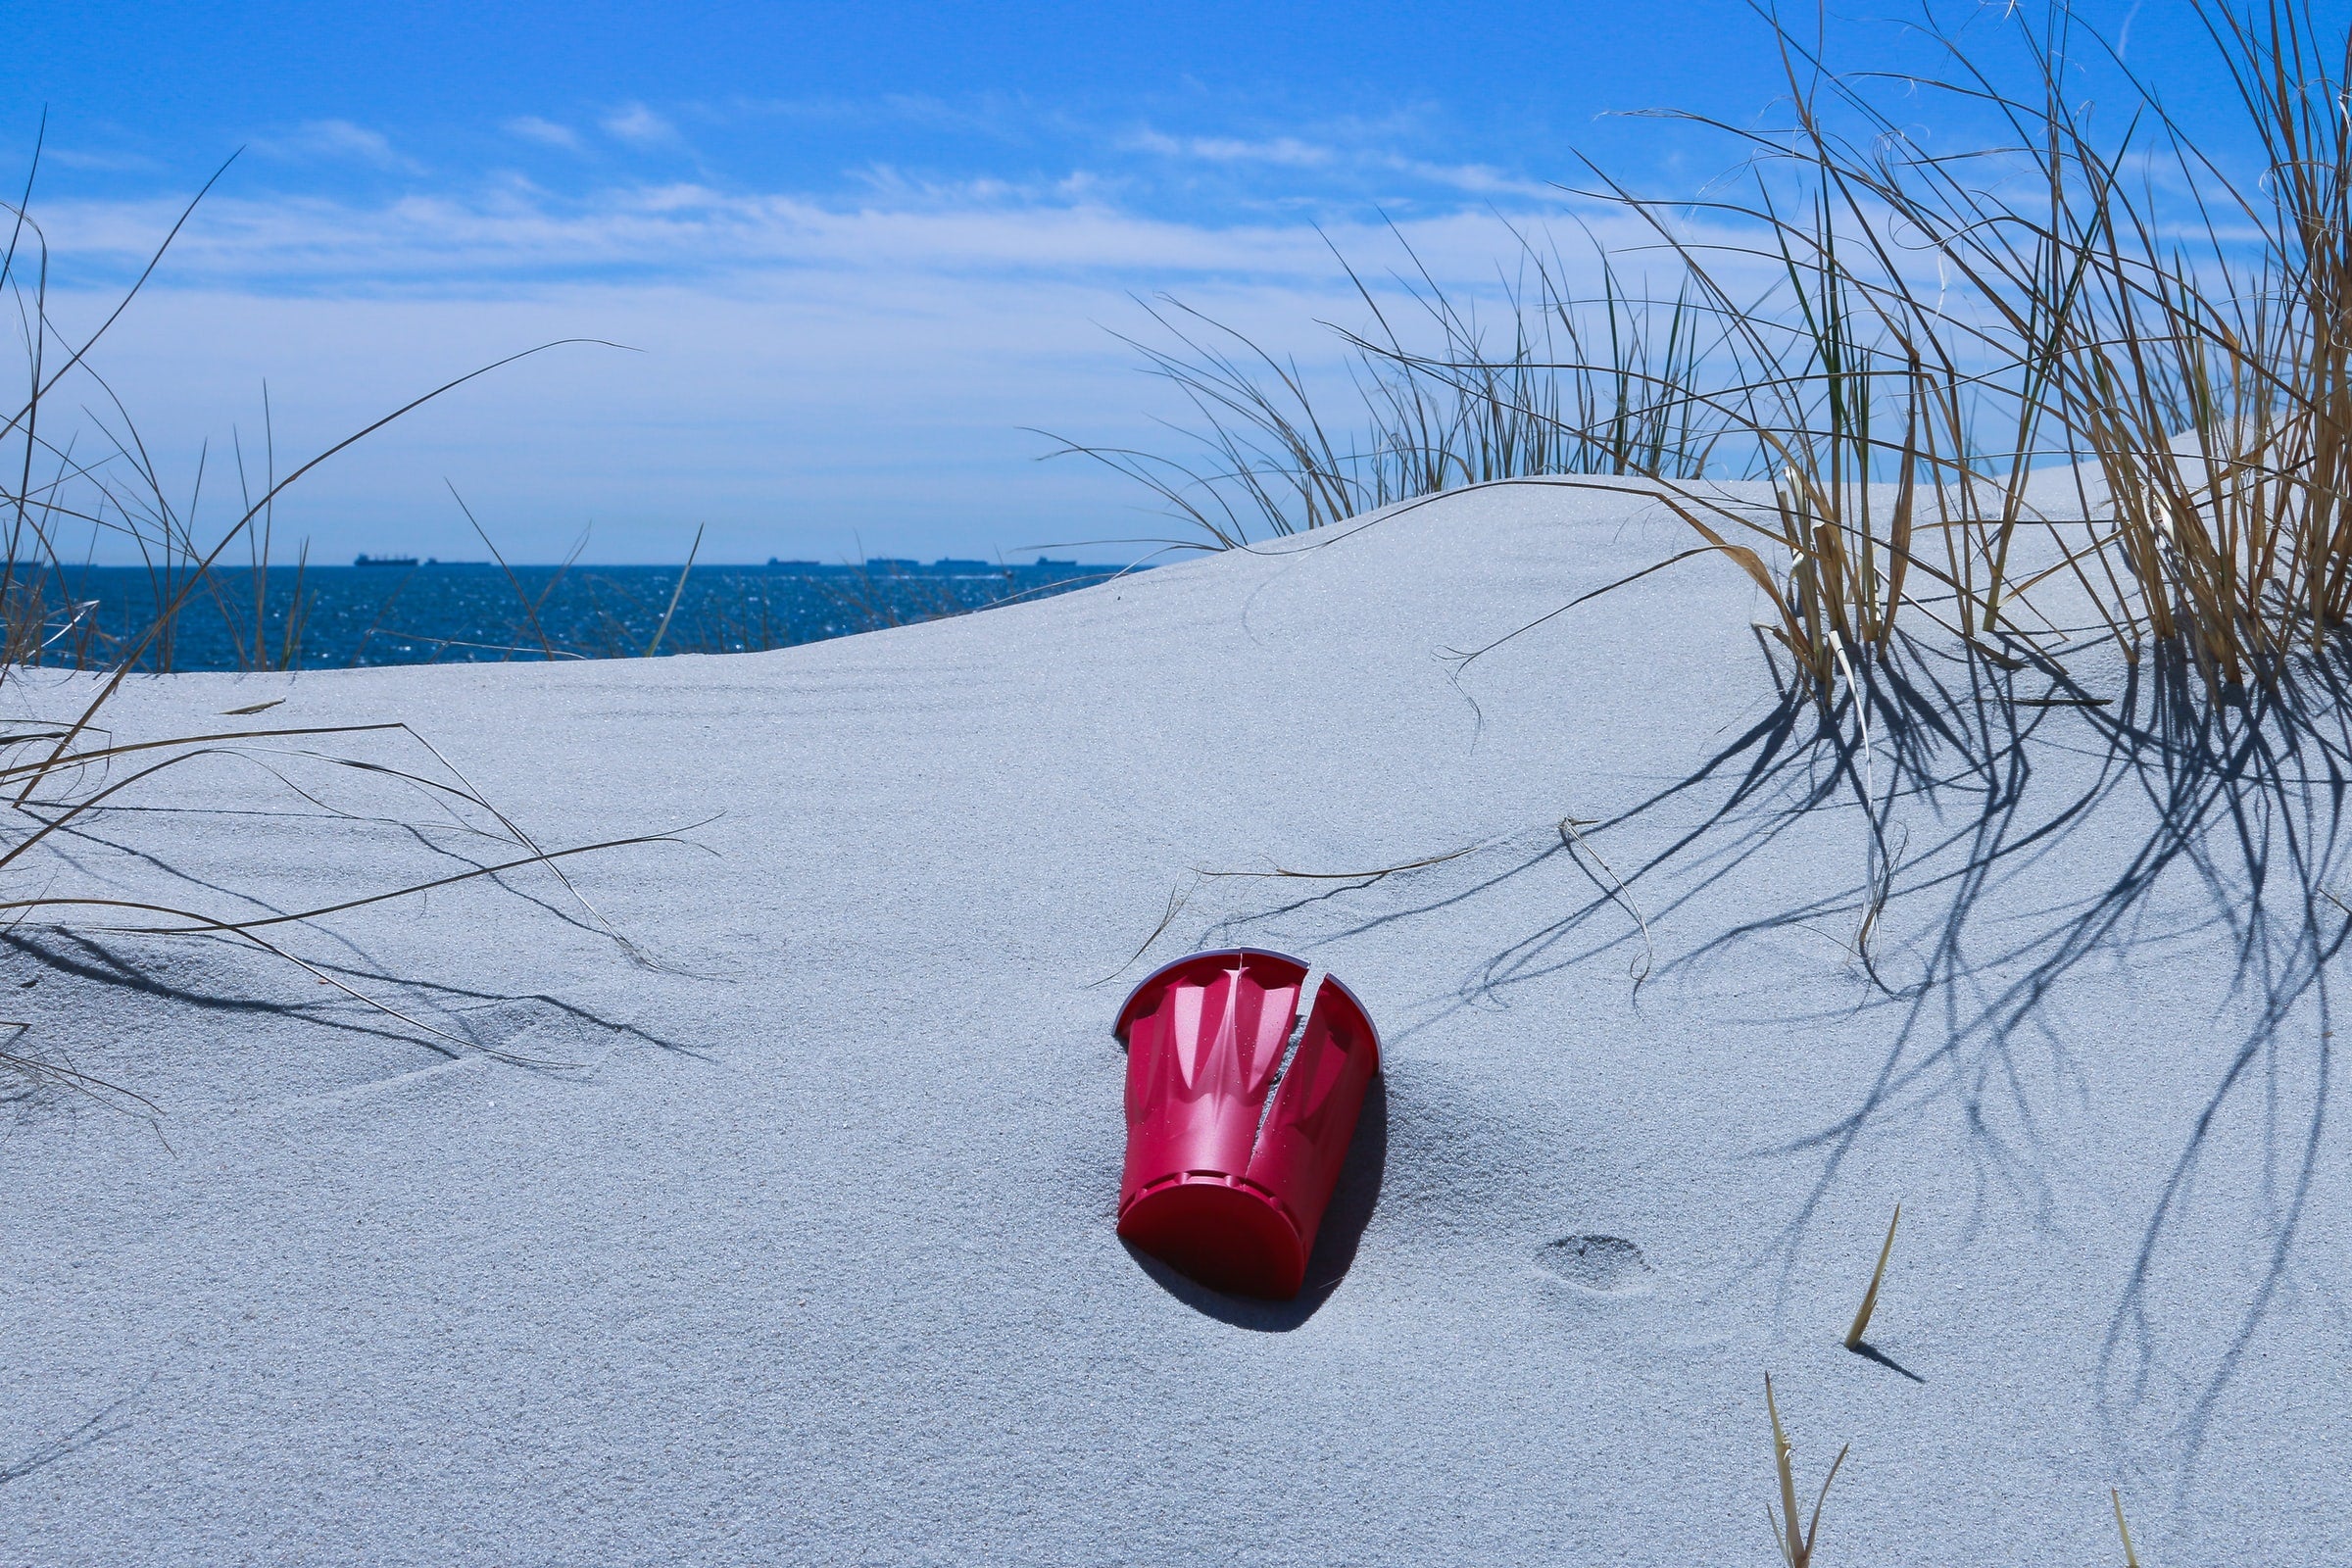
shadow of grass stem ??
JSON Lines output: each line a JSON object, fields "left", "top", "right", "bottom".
{"left": 1843, "top": 1202, "right": 1900, "bottom": 1348}
{"left": 1765, "top": 1374, "right": 1849, "bottom": 1568}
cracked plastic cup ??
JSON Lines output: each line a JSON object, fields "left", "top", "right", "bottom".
{"left": 1112, "top": 948, "right": 1381, "bottom": 1299}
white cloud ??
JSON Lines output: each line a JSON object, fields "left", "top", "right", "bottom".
{"left": 1383, "top": 157, "right": 1566, "bottom": 202}
{"left": 19, "top": 172, "right": 1707, "bottom": 564}
{"left": 504, "top": 116, "right": 582, "bottom": 151}
{"left": 39, "top": 183, "right": 1401, "bottom": 286}
{"left": 26, "top": 271, "right": 1236, "bottom": 564}
{"left": 1127, "top": 128, "right": 1335, "bottom": 167}
{"left": 601, "top": 103, "right": 684, "bottom": 150}
{"left": 1118, "top": 125, "right": 1569, "bottom": 202}
{"left": 253, "top": 120, "right": 426, "bottom": 175}
{"left": 43, "top": 147, "right": 165, "bottom": 174}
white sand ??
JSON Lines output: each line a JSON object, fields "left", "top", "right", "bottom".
{"left": 1, "top": 480, "right": 2340, "bottom": 1563}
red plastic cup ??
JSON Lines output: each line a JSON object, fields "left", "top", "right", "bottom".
{"left": 1112, "top": 949, "right": 1382, "bottom": 1298}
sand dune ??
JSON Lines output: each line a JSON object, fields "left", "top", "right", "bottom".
{"left": 2, "top": 479, "right": 2337, "bottom": 1564}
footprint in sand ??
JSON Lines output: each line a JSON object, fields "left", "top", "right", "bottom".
{"left": 1536, "top": 1234, "right": 1652, "bottom": 1296}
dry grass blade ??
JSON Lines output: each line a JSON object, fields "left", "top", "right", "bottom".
{"left": 0, "top": 713, "right": 679, "bottom": 1091}
{"left": 1051, "top": 227, "right": 1719, "bottom": 551}
{"left": 1196, "top": 845, "right": 1476, "bottom": 881}
{"left": 0, "top": 774, "right": 692, "bottom": 1071}
{"left": 1842, "top": 1202, "right": 1901, "bottom": 1348}
{"left": 0, "top": 721, "right": 406, "bottom": 785}
{"left": 1558, "top": 815, "right": 1654, "bottom": 987}
{"left": 0, "top": 1024, "right": 160, "bottom": 1116}
{"left": 1764, "top": 1374, "right": 1850, "bottom": 1568}
{"left": 1089, "top": 879, "right": 1197, "bottom": 988}
{"left": 0, "top": 153, "right": 241, "bottom": 448}
{"left": 4, "top": 829, "right": 687, "bottom": 937}
{"left": 1078, "top": 1, "right": 2352, "bottom": 704}
{"left": 1440, "top": 544, "right": 1735, "bottom": 675}
{"left": 2111, "top": 1488, "right": 2142, "bottom": 1567}
{"left": 645, "top": 523, "right": 705, "bottom": 657}
{"left": 229, "top": 926, "right": 574, "bottom": 1068}
{"left": 450, "top": 479, "right": 559, "bottom": 662}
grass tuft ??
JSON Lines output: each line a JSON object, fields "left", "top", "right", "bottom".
{"left": 1086, "top": 0, "right": 2352, "bottom": 707}
{"left": 0, "top": 136, "right": 673, "bottom": 1105}
{"left": 1043, "top": 235, "right": 1718, "bottom": 551}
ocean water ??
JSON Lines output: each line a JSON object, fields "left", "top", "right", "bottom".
{"left": 2, "top": 559, "right": 1139, "bottom": 672}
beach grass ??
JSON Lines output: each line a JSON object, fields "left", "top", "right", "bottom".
{"left": 0, "top": 135, "right": 679, "bottom": 1103}
{"left": 1708, "top": 0, "right": 2352, "bottom": 694}
{"left": 1088, "top": 0, "right": 2352, "bottom": 701}
{"left": 1041, "top": 240, "right": 1717, "bottom": 551}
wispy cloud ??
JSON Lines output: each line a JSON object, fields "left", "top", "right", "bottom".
{"left": 24, "top": 172, "right": 1666, "bottom": 562}
{"left": 42, "top": 146, "right": 166, "bottom": 174}
{"left": 40, "top": 179, "right": 1616, "bottom": 296}
{"left": 252, "top": 120, "right": 425, "bottom": 175}
{"left": 1119, "top": 122, "right": 1570, "bottom": 203}
{"left": 1127, "top": 128, "right": 1335, "bottom": 168}
{"left": 13, "top": 101, "right": 1653, "bottom": 564}
{"left": 504, "top": 116, "right": 582, "bottom": 151}
{"left": 1382, "top": 156, "right": 1565, "bottom": 202}
{"left": 601, "top": 103, "right": 684, "bottom": 150}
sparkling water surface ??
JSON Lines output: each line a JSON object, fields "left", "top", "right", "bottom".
{"left": 6, "top": 560, "right": 1139, "bottom": 672}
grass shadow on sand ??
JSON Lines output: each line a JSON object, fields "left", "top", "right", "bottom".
{"left": 0, "top": 926, "right": 700, "bottom": 1079}
{"left": 0, "top": 1380, "right": 151, "bottom": 1486}
{"left": 1203, "top": 630, "right": 2352, "bottom": 1465}
{"left": 1705, "top": 639, "right": 2348, "bottom": 1473}
{"left": 0, "top": 705, "right": 705, "bottom": 1114}
{"left": 1123, "top": 1075, "right": 1388, "bottom": 1332}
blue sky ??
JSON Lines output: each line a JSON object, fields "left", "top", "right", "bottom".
{"left": 1, "top": 1, "right": 2237, "bottom": 563}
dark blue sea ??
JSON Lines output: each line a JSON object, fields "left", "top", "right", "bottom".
{"left": 3, "top": 557, "right": 1139, "bottom": 672}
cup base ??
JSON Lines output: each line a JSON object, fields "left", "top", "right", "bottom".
{"left": 1117, "top": 1173, "right": 1308, "bottom": 1299}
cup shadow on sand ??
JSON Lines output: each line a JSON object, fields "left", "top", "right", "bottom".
{"left": 1123, "top": 1073, "right": 1388, "bottom": 1332}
